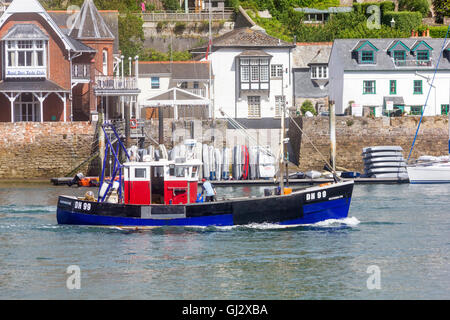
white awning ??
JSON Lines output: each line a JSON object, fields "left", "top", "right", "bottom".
{"left": 142, "top": 87, "right": 210, "bottom": 107}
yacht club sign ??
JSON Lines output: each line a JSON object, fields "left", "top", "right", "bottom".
{"left": 6, "top": 68, "right": 46, "bottom": 78}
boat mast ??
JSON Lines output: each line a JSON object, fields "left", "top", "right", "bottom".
{"left": 279, "top": 66, "right": 285, "bottom": 194}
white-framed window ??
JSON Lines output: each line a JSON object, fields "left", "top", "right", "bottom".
{"left": 151, "top": 77, "right": 160, "bottom": 89}
{"left": 311, "top": 65, "right": 328, "bottom": 79}
{"left": 239, "top": 57, "right": 270, "bottom": 90}
{"left": 5, "top": 40, "right": 46, "bottom": 78}
{"left": 271, "top": 64, "right": 283, "bottom": 78}
{"left": 102, "top": 49, "right": 108, "bottom": 75}
{"left": 248, "top": 96, "right": 261, "bottom": 118}
{"left": 275, "top": 95, "right": 285, "bottom": 118}
{"left": 14, "top": 93, "right": 40, "bottom": 122}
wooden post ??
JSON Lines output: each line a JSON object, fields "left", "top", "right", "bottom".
{"left": 329, "top": 101, "right": 336, "bottom": 172}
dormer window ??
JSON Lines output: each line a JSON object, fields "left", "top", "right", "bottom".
{"left": 393, "top": 50, "right": 406, "bottom": 61}
{"left": 352, "top": 40, "right": 378, "bottom": 65}
{"left": 411, "top": 40, "right": 433, "bottom": 63}
{"left": 2, "top": 24, "right": 48, "bottom": 79}
{"left": 361, "top": 51, "right": 374, "bottom": 64}
{"left": 416, "top": 50, "right": 430, "bottom": 61}
{"left": 311, "top": 65, "right": 328, "bottom": 79}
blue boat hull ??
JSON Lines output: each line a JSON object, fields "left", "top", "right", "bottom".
{"left": 57, "top": 182, "right": 353, "bottom": 227}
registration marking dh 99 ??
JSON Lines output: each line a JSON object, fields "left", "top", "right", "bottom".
{"left": 74, "top": 201, "right": 91, "bottom": 211}
{"left": 306, "top": 190, "right": 326, "bottom": 201}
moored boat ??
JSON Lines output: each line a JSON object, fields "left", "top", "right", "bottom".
{"left": 56, "top": 123, "right": 354, "bottom": 227}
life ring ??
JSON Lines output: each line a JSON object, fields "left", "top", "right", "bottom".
{"left": 130, "top": 119, "right": 137, "bottom": 129}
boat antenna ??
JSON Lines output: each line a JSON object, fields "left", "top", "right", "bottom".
{"left": 407, "top": 25, "right": 450, "bottom": 163}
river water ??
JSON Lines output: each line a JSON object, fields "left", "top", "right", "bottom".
{"left": 0, "top": 182, "right": 449, "bottom": 300}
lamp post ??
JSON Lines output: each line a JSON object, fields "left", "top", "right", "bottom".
{"left": 128, "top": 57, "right": 132, "bottom": 76}
{"left": 390, "top": 18, "right": 395, "bottom": 28}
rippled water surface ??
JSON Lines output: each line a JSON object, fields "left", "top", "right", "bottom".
{"left": 0, "top": 182, "right": 449, "bottom": 299}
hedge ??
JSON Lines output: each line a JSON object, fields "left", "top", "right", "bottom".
{"left": 382, "top": 11, "right": 422, "bottom": 32}
{"left": 353, "top": 1, "right": 395, "bottom": 17}
{"left": 429, "top": 26, "right": 450, "bottom": 38}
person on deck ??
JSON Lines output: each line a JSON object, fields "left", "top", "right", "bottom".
{"left": 201, "top": 178, "right": 216, "bottom": 202}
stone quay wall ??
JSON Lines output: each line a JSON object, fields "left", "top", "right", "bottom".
{"left": 298, "top": 116, "right": 449, "bottom": 172}
{"left": 0, "top": 122, "right": 96, "bottom": 179}
{"left": 0, "top": 116, "right": 448, "bottom": 179}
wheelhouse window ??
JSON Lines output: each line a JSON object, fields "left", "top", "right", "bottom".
{"left": 5, "top": 40, "right": 46, "bottom": 78}
{"left": 239, "top": 57, "right": 270, "bottom": 90}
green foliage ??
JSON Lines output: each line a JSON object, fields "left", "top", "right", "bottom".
{"left": 140, "top": 48, "right": 192, "bottom": 61}
{"left": 432, "top": 0, "right": 450, "bottom": 24}
{"left": 41, "top": 0, "right": 140, "bottom": 11}
{"left": 429, "top": 25, "right": 450, "bottom": 38}
{"left": 352, "top": 1, "right": 395, "bottom": 17}
{"left": 398, "top": 0, "right": 430, "bottom": 18}
{"left": 174, "top": 22, "right": 186, "bottom": 34}
{"left": 382, "top": 11, "right": 423, "bottom": 32}
{"left": 119, "top": 12, "right": 144, "bottom": 60}
{"left": 301, "top": 100, "right": 316, "bottom": 116}
{"left": 162, "top": 0, "right": 181, "bottom": 11}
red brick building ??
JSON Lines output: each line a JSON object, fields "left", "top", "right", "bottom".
{"left": 0, "top": 0, "right": 139, "bottom": 123}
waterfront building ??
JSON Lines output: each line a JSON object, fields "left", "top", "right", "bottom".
{"left": 0, "top": 0, "right": 138, "bottom": 123}
{"left": 329, "top": 38, "right": 450, "bottom": 117}
{"left": 292, "top": 42, "right": 332, "bottom": 115}
{"left": 191, "top": 26, "right": 295, "bottom": 129}
{"left": 137, "top": 61, "right": 211, "bottom": 120}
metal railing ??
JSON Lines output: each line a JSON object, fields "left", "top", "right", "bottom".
{"left": 185, "top": 88, "right": 206, "bottom": 97}
{"left": 72, "top": 63, "right": 90, "bottom": 80}
{"left": 141, "top": 9, "right": 234, "bottom": 22}
{"left": 94, "top": 75, "right": 139, "bottom": 90}
{"left": 394, "top": 59, "right": 433, "bottom": 68}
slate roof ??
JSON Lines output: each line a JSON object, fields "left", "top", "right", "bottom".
{"left": 1, "top": 23, "right": 49, "bottom": 40}
{"left": 49, "top": 10, "right": 119, "bottom": 53}
{"left": 292, "top": 43, "right": 332, "bottom": 68}
{"left": 331, "top": 38, "right": 450, "bottom": 71}
{"left": 293, "top": 68, "right": 328, "bottom": 98}
{"left": 192, "top": 27, "right": 295, "bottom": 50}
{"left": 0, "top": 79, "right": 69, "bottom": 92}
{"left": 138, "top": 61, "right": 211, "bottom": 81}
{"left": 237, "top": 49, "right": 273, "bottom": 57}
{"left": 68, "top": 0, "right": 115, "bottom": 40}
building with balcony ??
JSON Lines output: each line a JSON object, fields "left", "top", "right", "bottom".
{"left": 137, "top": 60, "right": 211, "bottom": 120}
{"left": 329, "top": 38, "right": 450, "bottom": 117}
{"left": 0, "top": 0, "right": 138, "bottom": 123}
{"left": 191, "top": 26, "right": 295, "bottom": 128}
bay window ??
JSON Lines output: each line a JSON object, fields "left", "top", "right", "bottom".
{"left": 5, "top": 40, "right": 46, "bottom": 78}
{"left": 239, "top": 57, "right": 270, "bottom": 90}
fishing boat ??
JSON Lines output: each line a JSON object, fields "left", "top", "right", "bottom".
{"left": 56, "top": 120, "right": 354, "bottom": 228}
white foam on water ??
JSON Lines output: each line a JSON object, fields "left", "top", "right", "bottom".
{"left": 312, "top": 216, "right": 360, "bottom": 227}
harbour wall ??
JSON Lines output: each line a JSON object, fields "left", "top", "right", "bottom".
{"left": 0, "top": 116, "right": 448, "bottom": 179}
{"left": 0, "top": 122, "right": 96, "bottom": 179}
{"left": 298, "top": 116, "right": 449, "bottom": 172}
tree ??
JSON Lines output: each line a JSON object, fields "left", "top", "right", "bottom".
{"left": 301, "top": 100, "right": 316, "bottom": 116}
{"left": 398, "top": 0, "right": 430, "bottom": 18}
{"left": 433, "top": 0, "right": 450, "bottom": 24}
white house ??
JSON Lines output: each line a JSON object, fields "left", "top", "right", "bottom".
{"left": 192, "top": 27, "right": 295, "bottom": 128}
{"left": 137, "top": 61, "right": 211, "bottom": 119}
{"left": 329, "top": 38, "right": 450, "bottom": 117}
